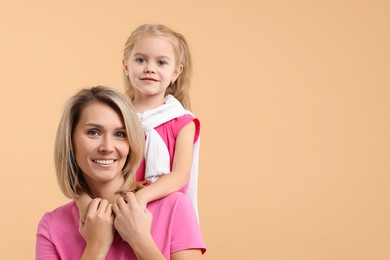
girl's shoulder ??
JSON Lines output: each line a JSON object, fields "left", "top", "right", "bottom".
{"left": 156, "top": 114, "right": 200, "bottom": 140}
{"left": 172, "top": 114, "right": 198, "bottom": 125}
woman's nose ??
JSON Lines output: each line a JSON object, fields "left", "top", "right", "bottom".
{"left": 98, "top": 137, "right": 114, "bottom": 153}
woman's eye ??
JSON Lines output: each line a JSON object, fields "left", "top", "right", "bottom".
{"left": 87, "top": 129, "right": 99, "bottom": 136}
{"left": 135, "top": 57, "right": 145, "bottom": 63}
{"left": 115, "top": 131, "right": 127, "bottom": 138}
{"left": 157, "top": 60, "right": 167, "bottom": 66}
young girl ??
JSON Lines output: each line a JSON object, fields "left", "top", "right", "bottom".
{"left": 122, "top": 24, "right": 201, "bottom": 218}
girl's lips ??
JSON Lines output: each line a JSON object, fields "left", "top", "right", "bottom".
{"left": 141, "top": 77, "right": 158, "bottom": 82}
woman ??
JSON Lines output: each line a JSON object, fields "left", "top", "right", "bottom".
{"left": 36, "top": 86, "right": 206, "bottom": 259}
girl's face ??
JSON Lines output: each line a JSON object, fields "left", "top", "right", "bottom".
{"left": 124, "top": 36, "right": 183, "bottom": 102}
{"left": 72, "top": 101, "right": 129, "bottom": 193}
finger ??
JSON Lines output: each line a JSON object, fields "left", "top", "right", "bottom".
{"left": 116, "top": 196, "right": 127, "bottom": 209}
{"left": 97, "top": 199, "right": 109, "bottom": 213}
{"left": 87, "top": 198, "right": 102, "bottom": 213}
{"left": 125, "top": 192, "right": 140, "bottom": 209}
{"left": 112, "top": 202, "right": 119, "bottom": 214}
{"left": 106, "top": 203, "right": 113, "bottom": 214}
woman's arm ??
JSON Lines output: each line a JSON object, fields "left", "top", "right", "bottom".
{"left": 135, "top": 121, "right": 196, "bottom": 208}
{"left": 169, "top": 193, "right": 206, "bottom": 259}
{"left": 113, "top": 192, "right": 165, "bottom": 260}
{"left": 171, "top": 249, "right": 203, "bottom": 260}
{"left": 36, "top": 215, "right": 61, "bottom": 260}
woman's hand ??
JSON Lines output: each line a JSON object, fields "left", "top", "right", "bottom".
{"left": 113, "top": 192, "right": 165, "bottom": 259}
{"left": 112, "top": 192, "right": 152, "bottom": 244}
{"left": 78, "top": 198, "right": 115, "bottom": 259}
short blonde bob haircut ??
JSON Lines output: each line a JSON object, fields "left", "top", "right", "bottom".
{"left": 123, "top": 23, "right": 193, "bottom": 109}
{"left": 54, "top": 86, "right": 144, "bottom": 199}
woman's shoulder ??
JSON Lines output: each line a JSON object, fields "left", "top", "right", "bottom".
{"left": 153, "top": 191, "right": 190, "bottom": 205}
{"left": 148, "top": 192, "right": 197, "bottom": 220}
{"left": 39, "top": 201, "right": 77, "bottom": 225}
{"left": 45, "top": 200, "right": 76, "bottom": 215}
{"left": 148, "top": 192, "right": 207, "bottom": 254}
{"left": 36, "top": 201, "right": 83, "bottom": 258}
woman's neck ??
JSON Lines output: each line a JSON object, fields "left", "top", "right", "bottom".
{"left": 88, "top": 183, "right": 122, "bottom": 203}
{"left": 92, "top": 191, "right": 119, "bottom": 204}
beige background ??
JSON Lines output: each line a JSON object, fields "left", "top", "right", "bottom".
{"left": 0, "top": 1, "right": 389, "bottom": 259}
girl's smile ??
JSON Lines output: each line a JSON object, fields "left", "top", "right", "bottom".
{"left": 140, "top": 77, "right": 159, "bottom": 82}
{"left": 123, "top": 36, "right": 183, "bottom": 109}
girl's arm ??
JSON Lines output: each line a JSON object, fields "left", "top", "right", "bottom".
{"left": 135, "top": 121, "right": 196, "bottom": 208}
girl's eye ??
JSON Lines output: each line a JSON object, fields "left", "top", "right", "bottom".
{"left": 157, "top": 60, "right": 167, "bottom": 66}
{"left": 135, "top": 57, "right": 145, "bottom": 63}
{"left": 115, "top": 131, "right": 127, "bottom": 138}
{"left": 87, "top": 129, "right": 100, "bottom": 136}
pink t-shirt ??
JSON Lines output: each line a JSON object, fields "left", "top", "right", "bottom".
{"left": 136, "top": 114, "right": 200, "bottom": 194}
{"left": 36, "top": 192, "right": 206, "bottom": 259}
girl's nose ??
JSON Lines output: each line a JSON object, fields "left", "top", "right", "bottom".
{"left": 144, "top": 64, "right": 156, "bottom": 74}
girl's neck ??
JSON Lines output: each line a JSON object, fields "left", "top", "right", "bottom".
{"left": 133, "top": 94, "right": 166, "bottom": 113}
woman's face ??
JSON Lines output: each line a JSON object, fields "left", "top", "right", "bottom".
{"left": 72, "top": 101, "right": 129, "bottom": 192}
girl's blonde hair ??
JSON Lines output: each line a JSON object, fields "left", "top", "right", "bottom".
{"left": 54, "top": 86, "right": 144, "bottom": 199}
{"left": 123, "top": 24, "right": 193, "bottom": 109}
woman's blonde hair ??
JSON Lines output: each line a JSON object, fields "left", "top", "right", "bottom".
{"left": 54, "top": 86, "right": 144, "bottom": 199}
{"left": 123, "top": 24, "right": 193, "bottom": 109}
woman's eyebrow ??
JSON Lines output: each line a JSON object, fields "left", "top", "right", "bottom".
{"left": 83, "top": 123, "right": 125, "bottom": 130}
{"left": 83, "top": 123, "right": 102, "bottom": 128}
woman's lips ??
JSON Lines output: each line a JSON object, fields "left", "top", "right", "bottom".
{"left": 93, "top": 159, "right": 115, "bottom": 165}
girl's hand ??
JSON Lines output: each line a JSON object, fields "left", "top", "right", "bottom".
{"left": 112, "top": 192, "right": 153, "bottom": 246}
{"left": 79, "top": 198, "right": 115, "bottom": 259}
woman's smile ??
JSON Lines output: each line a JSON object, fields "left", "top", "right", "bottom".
{"left": 72, "top": 101, "right": 130, "bottom": 188}
{"left": 92, "top": 159, "right": 116, "bottom": 166}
